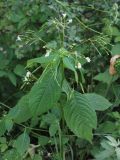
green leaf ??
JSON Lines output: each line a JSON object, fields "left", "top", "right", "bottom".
{"left": 32, "top": 155, "right": 42, "bottom": 160}
{"left": 0, "top": 119, "right": 6, "bottom": 136}
{"left": 49, "top": 123, "right": 58, "bottom": 136}
{"left": 63, "top": 57, "right": 75, "bottom": 72}
{"left": 38, "top": 135, "right": 49, "bottom": 146}
{"left": 27, "top": 54, "right": 58, "bottom": 67}
{"left": 8, "top": 95, "right": 32, "bottom": 123}
{"left": 14, "top": 64, "right": 26, "bottom": 77}
{"left": 62, "top": 79, "right": 71, "bottom": 97}
{"left": 97, "top": 121, "right": 116, "bottom": 133}
{"left": 84, "top": 93, "right": 112, "bottom": 111}
{"left": 95, "top": 148, "right": 114, "bottom": 160}
{"left": 3, "top": 149, "right": 22, "bottom": 160}
{"left": 111, "top": 43, "right": 120, "bottom": 55}
{"left": 115, "top": 36, "right": 120, "bottom": 43}
{"left": 64, "top": 92, "right": 97, "bottom": 141}
{"left": 29, "top": 68, "right": 61, "bottom": 116}
{"left": 0, "top": 70, "right": 7, "bottom": 77}
{"left": 8, "top": 72, "right": 17, "bottom": 86}
{"left": 63, "top": 56, "right": 78, "bottom": 82}
{"left": 116, "top": 148, "right": 120, "bottom": 160}
{"left": 94, "top": 69, "right": 118, "bottom": 84}
{"left": 1, "top": 143, "right": 8, "bottom": 152}
{"left": 14, "top": 131, "right": 30, "bottom": 156}
{"left": 5, "top": 118, "right": 13, "bottom": 132}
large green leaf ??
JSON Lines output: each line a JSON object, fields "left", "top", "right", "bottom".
{"left": 27, "top": 54, "right": 58, "bottom": 67}
{"left": 64, "top": 92, "right": 97, "bottom": 141}
{"left": 28, "top": 68, "right": 61, "bottom": 116}
{"left": 13, "top": 131, "right": 30, "bottom": 156}
{"left": 3, "top": 149, "right": 22, "bottom": 160}
{"left": 94, "top": 69, "right": 118, "bottom": 84}
{"left": 84, "top": 93, "right": 112, "bottom": 111}
{"left": 14, "top": 64, "right": 26, "bottom": 77}
{"left": 8, "top": 95, "right": 32, "bottom": 123}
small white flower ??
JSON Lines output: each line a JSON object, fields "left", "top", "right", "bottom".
{"left": 3, "top": 51, "right": 7, "bottom": 54}
{"left": 19, "top": 45, "right": 23, "bottom": 48}
{"left": 45, "top": 50, "right": 51, "bottom": 57}
{"left": 26, "top": 71, "right": 32, "bottom": 78}
{"left": 68, "top": 19, "right": 72, "bottom": 23}
{"left": 77, "top": 62, "right": 82, "bottom": 69}
{"left": 53, "top": 20, "right": 56, "bottom": 24}
{"left": 62, "top": 13, "right": 66, "bottom": 18}
{"left": 86, "top": 57, "right": 91, "bottom": 63}
{"left": 72, "top": 43, "right": 76, "bottom": 46}
{"left": 75, "top": 62, "right": 82, "bottom": 69}
{"left": 0, "top": 47, "right": 3, "bottom": 51}
{"left": 16, "top": 35, "right": 21, "bottom": 41}
{"left": 23, "top": 77, "right": 28, "bottom": 82}
{"left": 43, "top": 46, "right": 46, "bottom": 48}
{"left": 74, "top": 51, "right": 78, "bottom": 56}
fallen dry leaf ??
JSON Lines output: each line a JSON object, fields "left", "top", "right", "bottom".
{"left": 109, "top": 55, "right": 120, "bottom": 75}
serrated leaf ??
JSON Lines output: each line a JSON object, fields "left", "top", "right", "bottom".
{"left": 14, "top": 131, "right": 30, "bottom": 156}
{"left": 29, "top": 68, "right": 61, "bottom": 116}
{"left": 84, "top": 93, "right": 112, "bottom": 111}
{"left": 116, "top": 147, "right": 120, "bottom": 160}
{"left": 106, "top": 136, "right": 118, "bottom": 147}
{"left": 64, "top": 92, "right": 97, "bottom": 141}
{"left": 27, "top": 54, "right": 58, "bottom": 67}
{"left": 95, "top": 148, "right": 114, "bottom": 160}
{"left": 8, "top": 95, "right": 32, "bottom": 123}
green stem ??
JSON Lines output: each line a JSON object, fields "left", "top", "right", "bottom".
{"left": 105, "top": 76, "right": 114, "bottom": 97}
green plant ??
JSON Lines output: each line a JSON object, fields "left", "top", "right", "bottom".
{"left": 93, "top": 136, "right": 120, "bottom": 160}
{"left": 1, "top": 0, "right": 120, "bottom": 159}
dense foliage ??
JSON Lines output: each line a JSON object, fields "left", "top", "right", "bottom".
{"left": 0, "top": 0, "right": 120, "bottom": 159}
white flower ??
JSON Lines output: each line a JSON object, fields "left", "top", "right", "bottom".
{"left": 62, "top": 13, "right": 66, "bottom": 18}
{"left": 16, "top": 35, "right": 21, "bottom": 41}
{"left": 86, "top": 57, "right": 91, "bottom": 63}
{"left": 23, "top": 77, "right": 28, "bottom": 82}
{"left": 74, "top": 51, "right": 78, "bottom": 56}
{"left": 19, "top": 45, "right": 23, "bottom": 48}
{"left": 75, "top": 62, "right": 82, "bottom": 69}
{"left": 45, "top": 50, "right": 51, "bottom": 57}
{"left": 26, "top": 71, "right": 32, "bottom": 78}
{"left": 43, "top": 46, "right": 46, "bottom": 48}
{"left": 68, "top": 19, "right": 72, "bottom": 23}
{"left": 3, "top": 51, "right": 7, "bottom": 54}
{"left": 0, "top": 47, "right": 3, "bottom": 51}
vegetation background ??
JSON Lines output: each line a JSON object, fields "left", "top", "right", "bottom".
{"left": 0, "top": 0, "right": 120, "bottom": 159}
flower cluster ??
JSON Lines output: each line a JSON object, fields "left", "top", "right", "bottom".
{"left": 23, "top": 71, "right": 32, "bottom": 82}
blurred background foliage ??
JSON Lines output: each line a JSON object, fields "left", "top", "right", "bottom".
{"left": 1, "top": 0, "right": 120, "bottom": 159}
